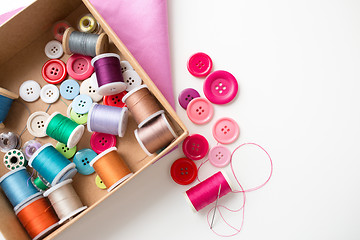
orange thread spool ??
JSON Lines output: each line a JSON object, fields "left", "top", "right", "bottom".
{"left": 90, "top": 147, "right": 133, "bottom": 192}
{"left": 15, "top": 196, "right": 59, "bottom": 240}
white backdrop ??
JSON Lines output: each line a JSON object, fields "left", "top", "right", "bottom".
{"left": 2, "top": 0, "right": 360, "bottom": 239}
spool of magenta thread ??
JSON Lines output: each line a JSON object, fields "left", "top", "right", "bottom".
{"left": 185, "top": 171, "right": 233, "bottom": 212}
{"left": 91, "top": 53, "right": 127, "bottom": 96}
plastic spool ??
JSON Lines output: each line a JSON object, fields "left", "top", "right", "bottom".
{"left": 0, "top": 167, "right": 42, "bottom": 211}
{"left": 91, "top": 53, "right": 127, "bottom": 96}
{"left": 134, "top": 113, "right": 177, "bottom": 156}
{"left": 45, "top": 112, "right": 84, "bottom": 148}
{"left": 78, "top": 14, "right": 100, "bottom": 33}
{"left": 90, "top": 147, "right": 132, "bottom": 192}
{"left": 52, "top": 21, "right": 71, "bottom": 42}
{"left": 3, "top": 149, "right": 26, "bottom": 170}
{"left": 32, "top": 174, "right": 50, "bottom": 191}
{"left": 22, "top": 140, "right": 42, "bottom": 160}
{"left": 62, "top": 27, "right": 108, "bottom": 57}
{"left": 15, "top": 195, "right": 59, "bottom": 240}
{"left": 29, "top": 143, "right": 77, "bottom": 186}
{"left": 0, "top": 131, "right": 21, "bottom": 153}
{"left": 87, "top": 103, "right": 129, "bottom": 137}
{"left": 44, "top": 179, "right": 87, "bottom": 224}
{"left": 0, "top": 87, "right": 19, "bottom": 129}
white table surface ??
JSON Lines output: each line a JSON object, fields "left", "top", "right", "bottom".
{"left": 2, "top": 0, "right": 360, "bottom": 240}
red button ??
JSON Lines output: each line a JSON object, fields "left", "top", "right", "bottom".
{"left": 66, "top": 54, "right": 94, "bottom": 80}
{"left": 103, "top": 91, "right": 127, "bottom": 108}
{"left": 90, "top": 132, "right": 117, "bottom": 154}
{"left": 182, "top": 134, "right": 209, "bottom": 161}
{"left": 41, "top": 59, "right": 67, "bottom": 84}
{"left": 187, "top": 52, "right": 213, "bottom": 77}
{"left": 170, "top": 158, "right": 197, "bottom": 185}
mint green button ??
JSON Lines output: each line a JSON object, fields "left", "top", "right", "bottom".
{"left": 70, "top": 108, "right": 88, "bottom": 125}
{"left": 55, "top": 142, "right": 77, "bottom": 159}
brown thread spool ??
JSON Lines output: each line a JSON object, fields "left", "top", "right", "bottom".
{"left": 122, "top": 85, "right": 164, "bottom": 127}
{"left": 90, "top": 147, "right": 133, "bottom": 192}
{"left": 134, "top": 113, "right": 177, "bottom": 156}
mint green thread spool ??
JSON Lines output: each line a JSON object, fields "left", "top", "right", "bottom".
{"left": 45, "top": 112, "right": 84, "bottom": 148}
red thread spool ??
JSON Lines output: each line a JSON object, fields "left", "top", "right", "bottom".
{"left": 15, "top": 195, "right": 59, "bottom": 240}
{"left": 52, "top": 21, "right": 71, "bottom": 42}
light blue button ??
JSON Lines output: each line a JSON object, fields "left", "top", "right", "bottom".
{"left": 73, "top": 148, "right": 97, "bottom": 175}
{"left": 72, "top": 94, "right": 93, "bottom": 114}
{"left": 60, "top": 79, "right": 80, "bottom": 100}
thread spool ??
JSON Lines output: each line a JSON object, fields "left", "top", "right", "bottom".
{"left": 122, "top": 85, "right": 164, "bottom": 127}
{"left": 3, "top": 149, "right": 26, "bottom": 170}
{"left": 90, "top": 147, "right": 132, "bottom": 192}
{"left": 62, "top": 27, "right": 108, "bottom": 57}
{"left": 0, "top": 87, "right": 19, "bottom": 129}
{"left": 22, "top": 140, "right": 42, "bottom": 160}
{"left": 45, "top": 112, "right": 84, "bottom": 148}
{"left": 52, "top": 21, "right": 71, "bottom": 42}
{"left": 78, "top": 14, "right": 102, "bottom": 34}
{"left": 87, "top": 103, "right": 129, "bottom": 137}
{"left": 91, "top": 53, "right": 127, "bottom": 96}
{"left": 15, "top": 195, "right": 59, "bottom": 240}
{"left": 0, "top": 167, "right": 42, "bottom": 211}
{"left": 0, "top": 131, "right": 21, "bottom": 153}
{"left": 44, "top": 179, "right": 87, "bottom": 224}
{"left": 135, "top": 113, "right": 177, "bottom": 156}
{"left": 32, "top": 175, "right": 50, "bottom": 191}
{"left": 185, "top": 171, "right": 233, "bottom": 212}
{"left": 29, "top": 143, "right": 77, "bottom": 186}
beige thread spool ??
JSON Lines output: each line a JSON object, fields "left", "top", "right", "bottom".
{"left": 122, "top": 85, "right": 164, "bottom": 128}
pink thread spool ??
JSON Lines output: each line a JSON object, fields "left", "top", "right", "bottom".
{"left": 185, "top": 171, "right": 233, "bottom": 212}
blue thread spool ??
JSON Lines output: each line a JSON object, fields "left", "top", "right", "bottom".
{"left": 0, "top": 167, "right": 42, "bottom": 211}
{"left": 0, "top": 87, "right": 19, "bottom": 129}
{"left": 29, "top": 143, "right": 77, "bottom": 186}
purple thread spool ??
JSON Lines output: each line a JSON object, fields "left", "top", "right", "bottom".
{"left": 91, "top": 53, "right": 127, "bottom": 96}
{"left": 87, "top": 103, "right": 129, "bottom": 137}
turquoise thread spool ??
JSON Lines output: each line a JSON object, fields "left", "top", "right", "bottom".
{"left": 45, "top": 112, "right": 84, "bottom": 148}
{"left": 0, "top": 87, "right": 19, "bottom": 129}
{"left": 29, "top": 143, "right": 77, "bottom": 186}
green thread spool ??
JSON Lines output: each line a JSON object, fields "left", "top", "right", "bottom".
{"left": 45, "top": 112, "right": 84, "bottom": 148}
{"left": 33, "top": 176, "right": 49, "bottom": 191}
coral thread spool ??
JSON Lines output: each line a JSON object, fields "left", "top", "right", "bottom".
{"left": 52, "top": 21, "right": 71, "bottom": 42}
{"left": 90, "top": 147, "right": 133, "bottom": 192}
{"left": 185, "top": 171, "right": 233, "bottom": 212}
{"left": 135, "top": 113, "right": 177, "bottom": 156}
{"left": 15, "top": 195, "right": 59, "bottom": 240}
{"left": 0, "top": 87, "right": 19, "bottom": 129}
{"left": 44, "top": 179, "right": 87, "bottom": 224}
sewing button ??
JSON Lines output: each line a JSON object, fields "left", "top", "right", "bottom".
{"left": 44, "top": 40, "right": 64, "bottom": 59}
{"left": 170, "top": 158, "right": 197, "bottom": 185}
{"left": 79, "top": 75, "right": 103, "bottom": 102}
{"left": 122, "top": 70, "right": 142, "bottom": 91}
{"left": 73, "top": 148, "right": 97, "bottom": 175}
{"left": 22, "top": 140, "right": 41, "bottom": 160}
{"left": 178, "top": 88, "right": 200, "bottom": 110}
{"left": 208, "top": 145, "right": 231, "bottom": 168}
{"left": 19, "top": 80, "right": 41, "bottom": 102}
{"left": 40, "top": 84, "right": 60, "bottom": 103}
{"left": 3, "top": 149, "right": 26, "bottom": 170}
{"left": 95, "top": 175, "right": 107, "bottom": 189}
{"left": 42, "top": 59, "right": 67, "bottom": 84}
{"left": 203, "top": 70, "right": 238, "bottom": 104}
{"left": 186, "top": 97, "right": 214, "bottom": 124}
{"left": 60, "top": 79, "right": 80, "bottom": 100}
{"left": 0, "top": 132, "right": 21, "bottom": 153}
{"left": 212, "top": 117, "right": 240, "bottom": 144}
{"left": 103, "top": 91, "right": 127, "bottom": 108}
{"left": 27, "top": 111, "right": 49, "bottom": 138}
{"left": 182, "top": 134, "right": 209, "bottom": 161}
{"left": 90, "top": 132, "right": 117, "bottom": 154}
{"left": 72, "top": 94, "right": 93, "bottom": 114}
{"left": 66, "top": 54, "right": 94, "bottom": 80}
{"left": 55, "top": 142, "right": 76, "bottom": 159}
{"left": 68, "top": 105, "right": 88, "bottom": 125}
{"left": 120, "top": 61, "right": 133, "bottom": 73}
{"left": 187, "top": 52, "right": 213, "bottom": 77}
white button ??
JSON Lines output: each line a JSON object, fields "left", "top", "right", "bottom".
{"left": 19, "top": 80, "right": 41, "bottom": 102}
{"left": 80, "top": 74, "right": 103, "bottom": 102}
{"left": 40, "top": 84, "right": 60, "bottom": 104}
{"left": 27, "top": 111, "right": 49, "bottom": 137}
{"left": 120, "top": 61, "right": 134, "bottom": 73}
{"left": 122, "top": 70, "right": 142, "bottom": 91}
{"left": 44, "top": 40, "right": 64, "bottom": 59}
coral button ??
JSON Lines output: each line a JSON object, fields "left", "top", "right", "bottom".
{"left": 103, "top": 91, "right": 127, "bottom": 108}
{"left": 204, "top": 70, "right": 238, "bottom": 104}
{"left": 182, "top": 134, "right": 209, "bottom": 161}
{"left": 208, "top": 145, "right": 231, "bottom": 168}
{"left": 186, "top": 97, "right": 213, "bottom": 124}
{"left": 66, "top": 54, "right": 94, "bottom": 80}
{"left": 42, "top": 59, "right": 67, "bottom": 84}
{"left": 212, "top": 117, "right": 240, "bottom": 144}
{"left": 170, "top": 158, "right": 197, "bottom": 185}
{"left": 90, "top": 132, "right": 117, "bottom": 154}
{"left": 187, "top": 52, "right": 213, "bottom": 77}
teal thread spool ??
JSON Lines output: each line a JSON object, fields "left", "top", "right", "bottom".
{"left": 29, "top": 143, "right": 77, "bottom": 186}
{"left": 45, "top": 112, "right": 84, "bottom": 148}
{"left": 0, "top": 87, "right": 19, "bottom": 129}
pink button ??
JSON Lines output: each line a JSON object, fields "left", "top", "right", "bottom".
{"left": 208, "top": 145, "right": 231, "bottom": 168}
{"left": 66, "top": 54, "right": 94, "bottom": 80}
{"left": 212, "top": 117, "right": 240, "bottom": 144}
{"left": 186, "top": 97, "right": 214, "bottom": 124}
{"left": 90, "top": 132, "right": 117, "bottom": 154}
{"left": 204, "top": 70, "right": 238, "bottom": 104}
{"left": 187, "top": 52, "right": 213, "bottom": 77}
{"left": 182, "top": 134, "right": 209, "bottom": 161}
